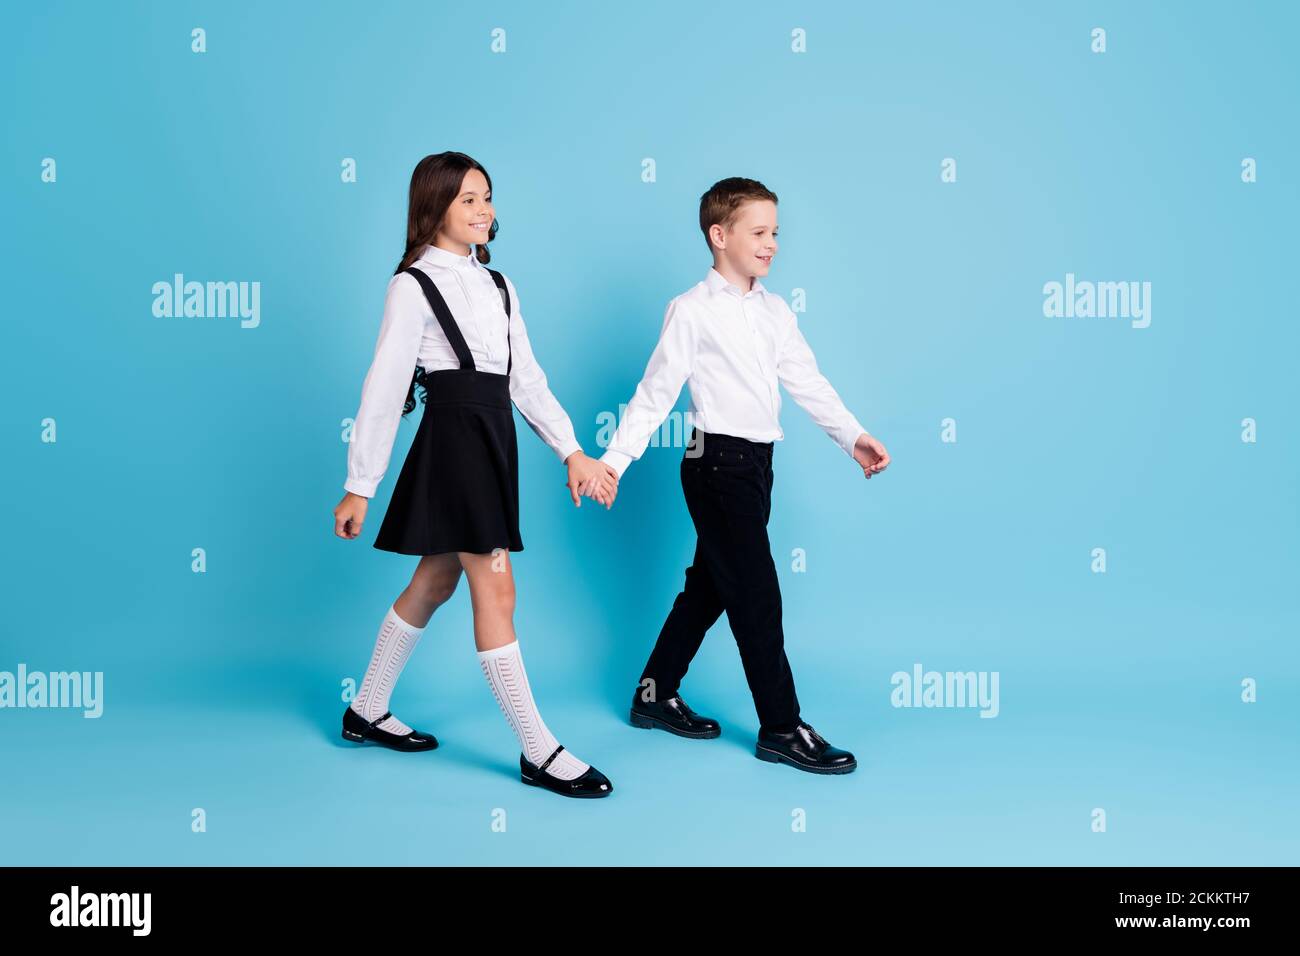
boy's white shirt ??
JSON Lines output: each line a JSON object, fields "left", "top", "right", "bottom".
{"left": 345, "top": 243, "right": 582, "bottom": 498}
{"left": 600, "top": 267, "right": 869, "bottom": 478}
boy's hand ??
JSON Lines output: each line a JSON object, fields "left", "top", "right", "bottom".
{"left": 853, "top": 433, "right": 890, "bottom": 480}
{"left": 564, "top": 452, "right": 618, "bottom": 509}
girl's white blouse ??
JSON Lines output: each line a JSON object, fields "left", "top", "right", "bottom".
{"left": 345, "top": 243, "right": 581, "bottom": 498}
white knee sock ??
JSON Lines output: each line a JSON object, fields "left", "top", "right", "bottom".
{"left": 351, "top": 604, "right": 425, "bottom": 735}
{"left": 477, "top": 640, "right": 591, "bottom": 781}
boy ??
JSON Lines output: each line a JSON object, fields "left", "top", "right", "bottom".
{"left": 598, "top": 177, "right": 890, "bottom": 774}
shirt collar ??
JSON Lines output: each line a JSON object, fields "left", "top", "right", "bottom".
{"left": 705, "top": 267, "right": 765, "bottom": 298}
{"left": 419, "top": 243, "right": 480, "bottom": 270}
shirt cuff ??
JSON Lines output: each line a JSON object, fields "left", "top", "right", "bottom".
{"left": 555, "top": 437, "right": 583, "bottom": 464}
{"left": 344, "top": 478, "right": 377, "bottom": 498}
{"left": 838, "top": 422, "right": 869, "bottom": 458}
{"left": 600, "top": 449, "right": 633, "bottom": 479}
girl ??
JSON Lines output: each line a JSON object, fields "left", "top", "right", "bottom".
{"left": 332, "top": 151, "right": 618, "bottom": 799}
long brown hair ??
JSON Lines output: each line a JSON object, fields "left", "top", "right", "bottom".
{"left": 395, "top": 151, "right": 499, "bottom": 415}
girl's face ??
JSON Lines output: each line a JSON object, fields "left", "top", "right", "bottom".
{"left": 437, "top": 168, "right": 494, "bottom": 252}
{"left": 713, "top": 199, "right": 779, "bottom": 280}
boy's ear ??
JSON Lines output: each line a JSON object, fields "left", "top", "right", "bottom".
{"left": 708, "top": 222, "right": 726, "bottom": 250}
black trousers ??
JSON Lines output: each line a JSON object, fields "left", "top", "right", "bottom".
{"left": 639, "top": 429, "right": 802, "bottom": 733}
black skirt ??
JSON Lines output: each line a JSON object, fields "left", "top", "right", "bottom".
{"left": 372, "top": 368, "right": 523, "bottom": 556}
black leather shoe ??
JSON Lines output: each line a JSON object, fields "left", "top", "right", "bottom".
{"left": 755, "top": 721, "right": 856, "bottom": 774}
{"left": 629, "top": 689, "right": 721, "bottom": 738}
{"left": 341, "top": 705, "right": 438, "bottom": 752}
{"left": 520, "top": 746, "right": 613, "bottom": 798}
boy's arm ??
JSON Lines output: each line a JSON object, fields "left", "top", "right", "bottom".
{"left": 775, "top": 305, "right": 870, "bottom": 459}
{"left": 599, "top": 298, "right": 695, "bottom": 478}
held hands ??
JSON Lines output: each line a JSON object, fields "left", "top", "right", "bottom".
{"left": 334, "top": 492, "right": 369, "bottom": 539}
{"left": 565, "top": 451, "right": 619, "bottom": 509}
{"left": 853, "top": 433, "right": 890, "bottom": 480}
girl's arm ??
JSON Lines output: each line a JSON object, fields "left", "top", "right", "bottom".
{"left": 502, "top": 274, "right": 617, "bottom": 506}
{"left": 344, "top": 273, "right": 427, "bottom": 498}
{"left": 501, "top": 274, "right": 583, "bottom": 463}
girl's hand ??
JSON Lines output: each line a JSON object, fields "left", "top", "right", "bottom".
{"left": 565, "top": 452, "right": 617, "bottom": 509}
{"left": 852, "top": 433, "right": 890, "bottom": 480}
{"left": 334, "top": 492, "right": 369, "bottom": 539}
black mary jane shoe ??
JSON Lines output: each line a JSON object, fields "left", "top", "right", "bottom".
{"left": 755, "top": 721, "right": 856, "bottom": 775}
{"left": 629, "top": 690, "right": 721, "bottom": 739}
{"left": 341, "top": 706, "right": 438, "bottom": 752}
{"left": 520, "top": 746, "right": 613, "bottom": 798}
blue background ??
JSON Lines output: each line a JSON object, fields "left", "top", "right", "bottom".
{"left": 3, "top": 0, "right": 1296, "bottom": 865}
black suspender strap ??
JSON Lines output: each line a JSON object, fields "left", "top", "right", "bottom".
{"left": 487, "top": 268, "right": 512, "bottom": 376}
{"left": 402, "top": 266, "right": 476, "bottom": 371}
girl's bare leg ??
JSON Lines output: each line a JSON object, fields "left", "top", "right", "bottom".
{"left": 457, "top": 549, "right": 517, "bottom": 652}
{"left": 351, "top": 553, "right": 463, "bottom": 734}
{"left": 459, "top": 549, "right": 594, "bottom": 781}
{"left": 396, "top": 552, "right": 464, "bottom": 627}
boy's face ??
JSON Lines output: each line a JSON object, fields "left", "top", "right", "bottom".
{"left": 712, "top": 199, "right": 779, "bottom": 281}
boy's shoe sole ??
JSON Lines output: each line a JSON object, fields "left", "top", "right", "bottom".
{"left": 754, "top": 743, "right": 857, "bottom": 774}
{"left": 629, "top": 708, "right": 722, "bottom": 739}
